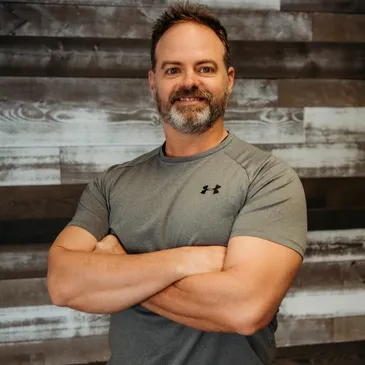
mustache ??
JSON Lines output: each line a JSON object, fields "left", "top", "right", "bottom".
{"left": 170, "top": 87, "right": 212, "bottom": 104}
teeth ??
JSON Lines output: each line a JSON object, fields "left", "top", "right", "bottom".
{"left": 179, "top": 98, "right": 200, "bottom": 101}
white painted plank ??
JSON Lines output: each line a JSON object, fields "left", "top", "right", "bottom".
{"left": 305, "top": 107, "right": 365, "bottom": 143}
{"left": 0, "top": 106, "right": 303, "bottom": 147}
{"left": 265, "top": 143, "right": 365, "bottom": 177}
{"left": 0, "top": 305, "right": 109, "bottom": 343}
{"left": 280, "top": 288, "right": 365, "bottom": 318}
{"left": 0, "top": 148, "right": 60, "bottom": 186}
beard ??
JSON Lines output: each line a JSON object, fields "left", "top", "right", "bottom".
{"left": 154, "top": 84, "right": 230, "bottom": 135}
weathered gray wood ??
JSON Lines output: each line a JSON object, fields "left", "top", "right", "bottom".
{"left": 1, "top": 5, "right": 311, "bottom": 41}
{"left": 0, "top": 77, "right": 277, "bottom": 106}
{"left": 281, "top": 0, "right": 365, "bottom": 13}
{"left": 2, "top": 39, "right": 365, "bottom": 79}
{"left": 304, "top": 108, "right": 365, "bottom": 143}
{"left": 313, "top": 13, "right": 365, "bottom": 43}
{"left": 1, "top": 0, "right": 280, "bottom": 10}
{"left": 0, "top": 104, "right": 304, "bottom": 148}
{"left": 278, "top": 80, "right": 365, "bottom": 107}
{"left": 259, "top": 143, "right": 365, "bottom": 178}
{"left": 0, "top": 335, "right": 110, "bottom": 365}
{"left": 333, "top": 316, "right": 365, "bottom": 342}
{"left": 0, "top": 148, "right": 60, "bottom": 186}
{"left": 0, "top": 244, "right": 50, "bottom": 280}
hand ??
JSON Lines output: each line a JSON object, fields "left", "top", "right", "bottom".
{"left": 93, "top": 234, "right": 127, "bottom": 255}
{"left": 181, "top": 246, "right": 227, "bottom": 276}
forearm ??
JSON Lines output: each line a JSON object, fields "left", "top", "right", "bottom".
{"left": 141, "top": 271, "right": 242, "bottom": 332}
{"left": 48, "top": 247, "right": 188, "bottom": 314}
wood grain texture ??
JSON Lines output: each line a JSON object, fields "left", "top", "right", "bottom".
{"left": 0, "top": 77, "right": 277, "bottom": 107}
{"left": 0, "top": 244, "right": 50, "bottom": 279}
{"left": 2, "top": 0, "right": 280, "bottom": 9}
{"left": 0, "top": 105, "right": 304, "bottom": 148}
{"left": 2, "top": 38, "right": 365, "bottom": 79}
{"left": 278, "top": 80, "right": 365, "bottom": 107}
{"left": 304, "top": 108, "right": 365, "bottom": 143}
{"left": 0, "top": 184, "right": 84, "bottom": 220}
{"left": 0, "top": 148, "right": 60, "bottom": 186}
{"left": 1, "top": 4, "right": 311, "bottom": 41}
{"left": 281, "top": 0, "right": 365, "bottom": 13}
{"left": 313, "top": 13, "right": 365, "bottom": 42}
{"left": 1, "top": 230, "right": 363, "bottom": 279}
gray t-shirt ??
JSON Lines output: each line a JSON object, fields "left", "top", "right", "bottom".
{"left": 68, "top": 133, "right": 307, "bottom": 365}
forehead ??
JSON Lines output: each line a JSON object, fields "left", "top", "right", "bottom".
{"left": 155, "top": 21, "right": 225, "bottom": 66}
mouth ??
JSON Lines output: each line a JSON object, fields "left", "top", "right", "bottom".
{"left": 174, "top": 97, "right": 206, "bottom": 104}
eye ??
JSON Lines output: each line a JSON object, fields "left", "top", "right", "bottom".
{"left": 199, "top": 66, "right": 214, "bottom": 73}
{"left": 166, "top": 67, "right": 180, "bottom": 75}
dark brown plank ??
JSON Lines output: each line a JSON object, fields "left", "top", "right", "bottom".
{"left": 313, "top": 13, "right": 365, "bottom": 42}
{"left": 308, "top": 209, "right": 365, "bottom": 230}
{"left": 1, "top": 4, "right": 311, "bottom": 41}
{"left": 278, "top": 80, "right": 365, "bottom": 107}
{"left": 2, "top": 38, "right": 365, "bottom": 79}
{"left": 0, "top": 184, "right": 84, "bottom": 220}
{"left": 274, "top": 340, "right": 365, "bottom": 365}
{"left": 281, "top": 0, "right": 365, "bottom": 13}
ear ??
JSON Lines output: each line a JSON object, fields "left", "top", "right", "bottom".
{"left": 227, "top": 66, "right": 235, "bottom": 94}
{"left": 148, "top": 70, "right": 155, "bottom": 98}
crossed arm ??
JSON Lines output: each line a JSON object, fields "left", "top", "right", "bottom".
{"left": 102, "top": 234, "right": 302, "bottom": 335}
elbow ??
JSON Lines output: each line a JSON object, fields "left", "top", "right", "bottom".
{"left": 47, "top": 273, "right": 69, "bottom": 307}
{"left": 230, "top": 307, "right": 269, "bottom": 336}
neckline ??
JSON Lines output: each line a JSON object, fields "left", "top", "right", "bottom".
{"left": 159, "top": 132, "right": 234, "bottom": 163}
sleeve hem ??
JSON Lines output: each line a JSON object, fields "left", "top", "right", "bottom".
{"left": 229, "top": 230, "right": 305, "bottom": 259}
{"left": 66, "top": 220, "right": 105, "bottom": 242}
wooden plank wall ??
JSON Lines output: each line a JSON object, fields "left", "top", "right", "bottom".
{"left": 1, "top": 0, "right": 365, "bottom": 364}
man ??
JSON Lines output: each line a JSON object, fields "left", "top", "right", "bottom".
{"left": 47, "top": 3, "right": 307, "bottom": 365}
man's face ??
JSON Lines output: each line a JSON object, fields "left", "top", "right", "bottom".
{"left": 149, "top": 21, "right": 235, "bottom": 134}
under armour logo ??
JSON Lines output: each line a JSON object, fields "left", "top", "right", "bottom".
{"left": 201, "top": 184, "right": 221, "bottom": 195}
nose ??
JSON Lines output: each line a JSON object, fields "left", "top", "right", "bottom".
{"left": 181, "top": 69, "right": 200, "bottom": 89}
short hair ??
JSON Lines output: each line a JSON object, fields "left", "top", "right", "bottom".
{"left": 151, "top": 2, "right": 231, "bottom": 71}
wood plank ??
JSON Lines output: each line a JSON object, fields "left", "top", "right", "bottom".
{"left": 0, "top": 77, "right": 277, "bottom": 106}
{"left": 2, "top": 0, "right": 280, "bottom": 9}
{"left": 281, "top": 0, "right": 365, "bottom": 13}
{"left": 1, "top": 230, "right": 364, "bottom": 279}
{"left": 0, "top": 335, "right": 110, "bottom": 365}
{"left": 260, "top": 143, "right": 365, "bottom": 178}
{"left": 2, "top": 38, "right": 365, "bottom": 79}
{"left": 313, "top": 13, "right": 365, "bottom": 43}
{"left": 304, "top": 108, "right": 365, "bottom": 143}
{"left": 1, "top": 5, "right": 311, "bottom": 41}
{"left": 0, "top": 148, "right": 60, "bottom": 186}
{"left": 278, "top": 80, "right": 365, "bottom": 107}
{"left": 0, "top": 106, "right": 303, "bottom": 149}
{"left": 274, "top": 339, "right": 365, "bottom": 365}
{"left": 0, "top": 184, "right": 85, "bottom": 220}
{"left": 306, "top": 229, "right": 365, "bottom": 262}
{"left": 302, "top": 177, "right": 365, "bottom": 209}
{"left": 0, "top": 244, "right": 50, "bottom": 280}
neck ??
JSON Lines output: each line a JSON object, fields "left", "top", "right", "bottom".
{"left": 162, "top": 119, "right": 228, "bottom": 157}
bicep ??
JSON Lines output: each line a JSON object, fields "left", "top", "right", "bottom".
{"left": 224, "top": 236, "right": 302, "bottom": 320}
{"left": 51, "top": 226, "right": 98, "bottom": 253}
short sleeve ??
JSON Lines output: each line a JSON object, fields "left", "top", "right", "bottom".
{"left": 230, "top": 158, "right": 307, "bottom": 258}
{"left": 67, "top": 170, "right": 111, "bottom": 241}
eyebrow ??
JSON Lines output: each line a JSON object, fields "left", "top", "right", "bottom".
{"left": 160, "top": 60, "right": 219, "bottom": 70}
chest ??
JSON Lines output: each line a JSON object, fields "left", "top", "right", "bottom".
{"left": 109, "top": 160, "right": 248, "bottom": 253}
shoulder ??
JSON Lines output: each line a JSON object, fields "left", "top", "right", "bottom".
{"left": 224, "top": 134, "right": 298, "bottom": 184}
